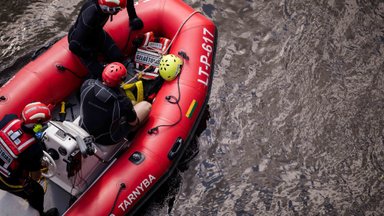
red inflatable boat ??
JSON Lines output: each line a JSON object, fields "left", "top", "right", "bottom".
{"left": 0, "top": 0, "right": 217, "bottom": 215}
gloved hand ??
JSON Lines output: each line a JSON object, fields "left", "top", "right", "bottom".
{"left": 130, "top": 17, "right": 144, "bottom": 30}
{"left": 35, "top": 131, "right": 44, "bottom": 139}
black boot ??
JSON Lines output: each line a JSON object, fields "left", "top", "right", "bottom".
{"left": 42, "top": 208, "right": 59, "bottom": 216}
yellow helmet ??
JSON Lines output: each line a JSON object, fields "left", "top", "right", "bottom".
{"left": 159, "top": 54, "right": 183, "bottom": 81}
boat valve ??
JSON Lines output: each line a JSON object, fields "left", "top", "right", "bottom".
{"left": 56, "top": 64, "right": 65, "bottom": 71}
{"left": 129, "top": 151, "right": 145, "bottom": 164}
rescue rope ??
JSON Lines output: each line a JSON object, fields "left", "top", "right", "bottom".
{"left": 163, "top": 11, "right": 200, "bottom": 54}
{"left": 147, "top": 74, "right": 182, "bottom": 134}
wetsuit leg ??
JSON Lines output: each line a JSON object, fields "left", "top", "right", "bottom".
{"left": 76, "top": 31, "right": 123, "bottom": 80}
{"left": 69, "top": 36, "right": 105, "bottom": 79}
{"left": 99, "top": 31, "right": 125, "bottom": 62}
{"left": 79, "top": 56, "right": 105, "bottom": 79}
{"left": 23, "top": 180, "right": 45, "bottom": 215}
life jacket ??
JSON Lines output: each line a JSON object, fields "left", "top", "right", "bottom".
{"left": 122, "top": 32, "right": 170, "bottom": 104}
{"left": 133, "top": 31, "right": 171, "bottom": 80}
{"left": 0, "top": 119, "right": 36, "bottom": 178}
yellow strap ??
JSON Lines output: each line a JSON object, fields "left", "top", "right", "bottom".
{"left": 125, "top": 90, "right": 136, "bottom": 103}
{"left": 136, "top": 81, "right": 144, "bottom": 103}
{"left": 122, "top": 83, "right": 136, "bottom": 90}
{"left": 123, "top": 81, "right": 144, "bottom": 103}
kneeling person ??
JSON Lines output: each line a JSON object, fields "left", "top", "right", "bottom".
{"left": 80, "top": 62, "right": 151, "bottom": 145}
{"left": 0, "top": 102, "right": 58, "bottom": 216}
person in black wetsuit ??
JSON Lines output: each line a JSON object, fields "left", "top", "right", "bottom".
{"left": 68, "top": 0, "right": 144, "bottom": 79}
{"left": 79, "top": 62, "right": 151, "bottom": 145}
{"left": 0, "top": 102, "right": 58, "bottom": 216}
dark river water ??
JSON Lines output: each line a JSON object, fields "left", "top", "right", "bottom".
{"left": 2, "top": 0, "right": 384, "bottom": 215}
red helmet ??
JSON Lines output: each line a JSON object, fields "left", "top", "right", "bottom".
{"left": 98, "top": 0, "right": 127, "bottom": 9}
{"left": 22, "top": 102, "right": 51, "bottom": 128}
{"left": 102, "top": 62, "right": 127, "bottom": 87}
